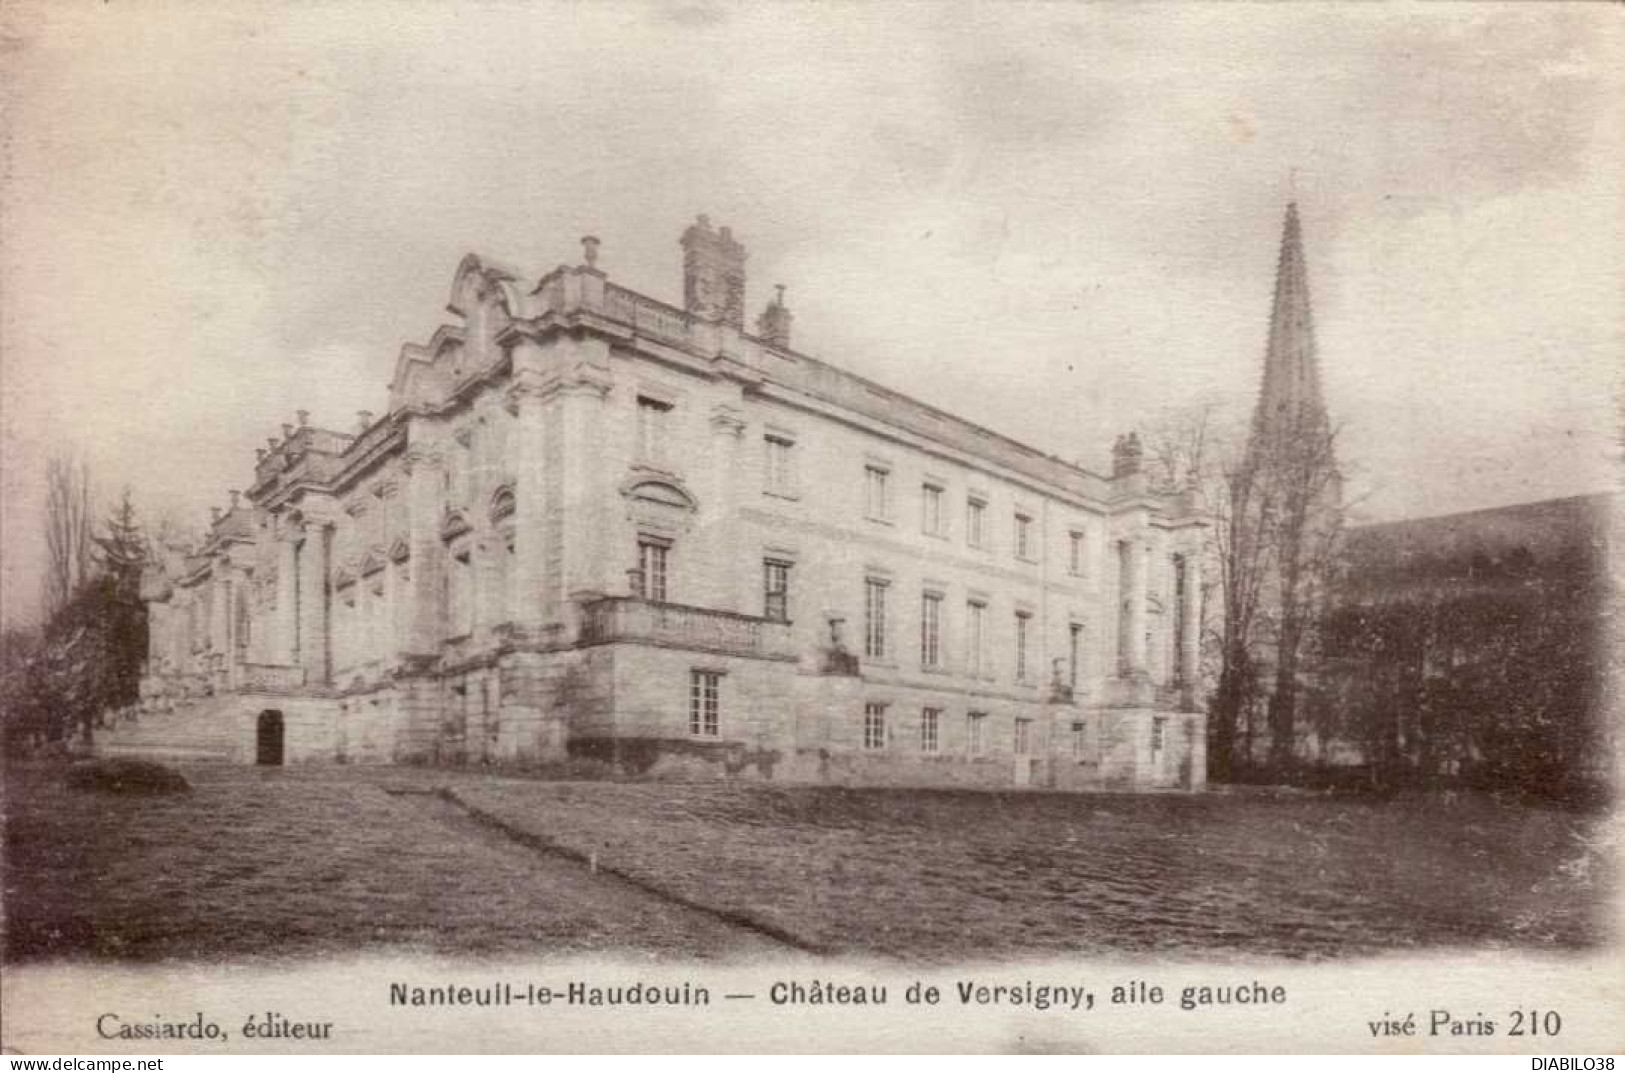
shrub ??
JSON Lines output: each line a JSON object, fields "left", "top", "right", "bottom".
{"left": 64, "top": 758, "right": 191, "bottom": 795}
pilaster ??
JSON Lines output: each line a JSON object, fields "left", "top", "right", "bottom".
{"left": 403, "top": 445, "right": 445, "bottom": 658}
{"left": 556, "top": 362, "right": 614, "bottom": 622}
{"left": 1126, "top": 538, "right": 1148, "bottom": 676}
{"left": 707, "top": 402, "right": 747, "bottom": 612}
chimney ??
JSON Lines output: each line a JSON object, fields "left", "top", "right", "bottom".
{"left": 1111, "top": 432, "right": 1143, "bottom": 479}
{"left": 581, "top": 235, "right": 601, "bottom": 270}
{"left": 680, "top": 214, "right": 747, "bottom": 328}
{"left": 756, "top": 284, "right": 794, "bottom": 349}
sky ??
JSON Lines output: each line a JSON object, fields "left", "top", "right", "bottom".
{"left": 2, "top": 2, "right": 1621, "bottom": 628}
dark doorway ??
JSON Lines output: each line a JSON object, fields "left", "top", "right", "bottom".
{"left": 256, "top": 710, "right": 285, "bottom": 766}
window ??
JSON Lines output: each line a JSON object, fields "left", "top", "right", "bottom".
{"left": 637, "top": 396, "right": 672, "bottom": 465}
{"left": 966, "top": 497, "right": 987, "bottom": 548}
{"left": 1015, "top": 513, "right": 1034, "bottom": 560}
{"left": 920, "top": 592, "right": 942, "bottom": 669}
{"left": 366, "top": 568, "right": 385, "bottom": 658}
{"left": 449, "top": 548, "right": 473, "bottom": 637}
{"left": 1015, "top": 611, "right": 1032, "bottom": 682}
{"left": 864, "top": 465, "right": 891, "bottom": 521}
{"left": 763, "top": 559, "right": 791, "bottom": 622}
{"left": 966, "top": 600, "right": 987, "bottom": 676}
{"left": 922, "top": 483, "right": 944, "bottom": 536}
{"left": 689, "top": 670, "right": 720, "bottom": 736}
{"left": 638, "top": 539, "right": 669, "bottom": 602}
{"left": 1014, "top": 717, "right": 1033, "bottom": 757}
{"left": 966, "top": 712, "right": 987, "bottom": 757}
{"left": 1071, "top": 721, "right": 1087, "bottom": 762}
{"left": 864, "top": 577, "right": 889, "bottom": 659}
{"left": 1171, "top": 554, "right": 1188, "bottom": 682}
{"left": 1150, "top": 716, "right": 1167, "bottom": 757}
{"left": 863, "top": 702, "right": 887, "bottom": 750}
{"left": 1069, "top": 530, "right": 1086, "bottom": 575}
{"left": 441, "top": 513, "right": 474, "bottom": 639}
{"left": 1069, "top": 623, "right": 1084, "bottom": 689}
{"left": 1116, "top": 540, "right": 1134, "bottom": 674}
{"left": 921, "top": 707, "right": 941, "bottom": 753}
{"left": 764, "top": 435, "right": 796, "bottom": 496}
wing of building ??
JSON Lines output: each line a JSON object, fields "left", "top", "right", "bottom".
{"left": 125, "top": 216, "right": 1208, "bottom": 790}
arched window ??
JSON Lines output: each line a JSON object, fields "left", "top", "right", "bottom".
{"left": 489, "top": 486, "right": 516, "bottom": 525}
{"left": 441, "top": 512, "right": 474, "bottom": 638}
{"left": 490, "top": 486, "right": 517, "bottom": 626}
{"left": 362, "top": 553, "right": 386, "bottom": 662}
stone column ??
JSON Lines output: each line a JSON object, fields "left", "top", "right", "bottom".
{"left": 148, "top": 603, "right": 168, "bottom": 671}
{"left": 511, "top": 374, "right": 549, "bottom": 634}
{"left": 297, "top": 522, "right": 331, "bottom": 684}
{"left": 276, "top": 531, "right": 298, "bottom": 664}
{"left": 404, "top": 447, "right": 445, "bottom": 657}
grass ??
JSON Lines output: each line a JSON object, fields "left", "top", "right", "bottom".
{"left": 1, "top": 763, "right": 774, "bottom": 963}
{"left": 2, "top": 760, "right": 1612, "bottom": 964}
{"left": 452, "top": 779, "right": 1613, "bottom": 961}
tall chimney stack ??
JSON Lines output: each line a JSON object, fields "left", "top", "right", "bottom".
{"left": 1111, "top": 432, "right": 1144, "bottom": 479}
{"left": 680, "top": 214, "right": 747, "bottom": 328}
{"left": 757, "top": 283, "right": 793, "bottom": 349}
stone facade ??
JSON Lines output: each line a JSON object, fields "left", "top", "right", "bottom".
{"left": 134, "top": 217, "right": 1207, "bottom": 790}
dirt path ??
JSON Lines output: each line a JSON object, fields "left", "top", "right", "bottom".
{"left": 382, "top": 786, "right": 808, "bottom": 960}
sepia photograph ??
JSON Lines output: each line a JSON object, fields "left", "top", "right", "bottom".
{"left": 1, "top": 0, "right": 1620, "bottom": 1055}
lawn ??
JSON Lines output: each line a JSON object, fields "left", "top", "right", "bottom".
{"left": 2, "top": 761, "right": 1611, "bottom": 964}
{"left": 441, "top": 779, "right": 1614, "bottom": 960}
{"left": 0, "top": 763, "right": 777, "bottom": 963}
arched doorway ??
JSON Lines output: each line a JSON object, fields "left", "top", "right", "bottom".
{"left": 256, "top": 710, "right": 285, "bottom": 766}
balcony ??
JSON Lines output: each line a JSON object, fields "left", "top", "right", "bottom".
{"left": 239, "top": 663, "right": 307, "bottom": 693}
{"left": 602, "top": 285, "right": 694, "bottom": 350}
{"left": 579, "top": 597, "right": 795, "bottom": 661}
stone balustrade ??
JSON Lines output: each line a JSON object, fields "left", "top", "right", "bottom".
{"left": 579, "top": 596, "right": 794, "bottom": 661}
{"left": 602, "top": 284, "right": 694, "bottom": 349}
{"left": 240, "top": 663, "right": 307, "bottom": 692}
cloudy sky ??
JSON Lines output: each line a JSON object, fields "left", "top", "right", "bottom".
{"left": 3, "top": 2, "right": 1620, "bottom": 627}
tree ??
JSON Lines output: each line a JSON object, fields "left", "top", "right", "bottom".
{"left": 87, "top": 487, "right": 152, "bottom": 719}
{"left": 3, "top": 481, "right": 154, "bottom": 747}
{"left": 43, "top": 455, "right": 94, "bottom": 621}
{"left": 1250, "top": 410, "right": 1344, "bottom": 775}
{"left": 1143, "top": 399, "right": 1345, "bottom": 782}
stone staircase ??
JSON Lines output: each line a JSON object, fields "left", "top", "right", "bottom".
{"left": 93, "top": 695, "right": 246, "bottom": 764}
